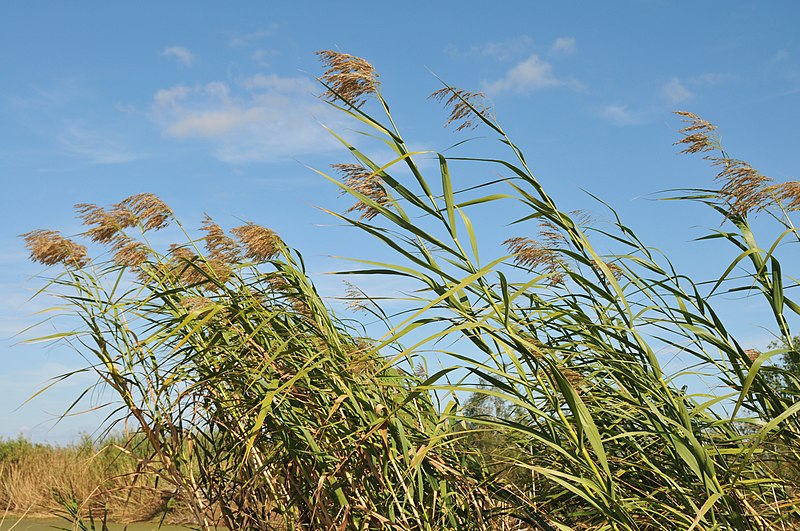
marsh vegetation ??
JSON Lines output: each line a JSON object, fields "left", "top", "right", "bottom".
{"left": 17, "top": 52, "right": 800, "bottom": 529}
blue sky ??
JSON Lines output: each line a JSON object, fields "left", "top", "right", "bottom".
{"left": 1, "top": 2, "right": 799, "bottom": 442}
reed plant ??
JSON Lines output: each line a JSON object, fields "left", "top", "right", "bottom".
{"left": 313, "top": 52, "right": 800, "bottom": 529}
{"left": 0, "top": 434, "right": 168, "bottom": 522}
{"left": 21, "top": 50, "right": 800, "bottom": 530}
{"left": 23, "top": 195, "right": 522, "bottom": 529}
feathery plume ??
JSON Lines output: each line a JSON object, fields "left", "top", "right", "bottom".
{"left": 343, "top": 281, "right": 369, "bottom": 313}
{"left": 231, "top": 223, "right": 281, "bottom": 262}
{"left": 22, "top": 230, "right": 87, "bottom": 267}
{"left": 331, "top": 163, "right": 388, "bottom": 220}
{"left": 201, "top": 214, "right": 240, "bottom": 262}
{"left": 711, "top": 157, "right": 772, "bottom": 216}
{"left": 769, "top": 181, "right": 800, "bottom": 211}
{"left": 538, "top": 219, "right": 566, "bottom": 248}
{"left": 75, "top": 203, "right": 134, "bottom": 244}
{"left": 112, "top": 236, "right": 149, "bottom": 269}
{"left": 117, "top": 193, "right": 172, "bottom": 232}
{"left": 504, "top": 237, "right": 564, "bottom": 285}
{"left": 316, "top": 50, "right": 379, "bottom": 107}
{"left": 674, "top": 111, "right": 717, "bottom": 154}
{"left": 180, "top": 296, "right": 214, "bottom": 315}
{"left": 744, "top": 349, "right": 761, "bottom": 362}
{"left": 595, "top": 259, "right": 624, "bottom": 281}
{"left": 430, "top": 87, "right": 493, "bottom": 131}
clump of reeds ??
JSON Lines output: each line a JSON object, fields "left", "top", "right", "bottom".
{"left": 315, "top": 54, "right": 800, "bottom": 529}
{"left": 23, "top": 51, "right": 800, "bottom": 531}
{"left": 24, "top": 191, "right": 511, "bottom": 530}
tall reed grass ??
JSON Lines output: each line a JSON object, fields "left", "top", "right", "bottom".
{"left": 0, "top": 434, "right": 173, "bottom": 523}
{"left": 20, "top": 51, "right": 800, "bottom": 529}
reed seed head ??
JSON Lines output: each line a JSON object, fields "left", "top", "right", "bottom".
{"left": 343, "top": 281, "right": 369, "bottom": 313}
{"left": 22, "top": 229, "right": 88, "bottom": 268}
{"left": 504, "top": 237, "right": 564, "bottom": 285}
{"left": 332, "top": 163, "right": 388, "bottom": 221}
{"left": 75, "top": 203, "right": 135, "bottom": 244}
{"left": 201, "top": 214, "right": 241, "bottom": 263}
{"left": 745, "top": 349, "right": 761, "bottom": 362}
{"left": 769, "top": 181, "right": 800, "bottom": 211}
{"left": 316, "top": 50, "right": 379, "bottom": 107}
{"left": 430, "top": 87, "right": 493, "bottom": 131}
{"left": 538, "top": 219, "right": 566, "bottom": 248}
{"left": 112, "top": 236, "right": 149, "bottom": 269}
{"left": 561, "top": 367, "right": 584, "bottom": 388}
{"left": 711, "top": 157, "right": 772, "bottom": 216}
{"left": 674, "top": 111, "right": 718, "bottom": 154}
{"left": 231, "top": 223, "right": 281, "bottom": 262}
{"left": 117, "top": 193, "right": 172, "bottom": 232}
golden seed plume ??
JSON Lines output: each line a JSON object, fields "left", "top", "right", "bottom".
{"left": 538, "top": 219, "right": 566, "bottom": 248}
{"left": 769, "top": 181, "right": 800, "bottom": 211}
{"left": 504, "top": 237, "right": 564, "bottom": 285}
{"left": 430, "top": 87, "right": 493, "bottom": 131}
{"left": 331, "top": 163, "right": 388, "bottom": 221}
{"left": 200, "top": 214, "right": 241, "bottom": 262}
{"left": 316, "top": 50, "right": 379, "bottom": 107}
{"left": 117, "top": 193, "right": 172, "bottom": 232}
{"left": 180, "top": 296, "right": 214, "bottom": 314}
{"left": 711, "top": 157, "right": 772, "bottom": 216}
{"left": 744, "top": 349, "right": 761, "bottom": 362}
{"left": 22, "top": 230, "right": 88, "bottom": 268}
{"left": 168, "top": 244, "right": 195, "bottom": 262}
{"left": 560, "top": 367, "right": 585, "bottom": 390}
{"left": 674, "top": 111, "right": 718, "bottom": 154}
{"left": 75, "top": 203, "right": 135, "bottom": 244}
{"left": 112, "top": 236, "right": 149, "bottom": 269}
{"left": 595, "top": 260, "right": 624, "bottom": 281}
{"left": 343, "top": 281, "right": 369, "bottom": 313}
{"left": 231, "top": 223, "right": 281, "bottom": 262}
{"left": 168, "top": 245, "right": 231, "bottom": 290}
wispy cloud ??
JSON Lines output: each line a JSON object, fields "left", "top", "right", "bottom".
{"left": 689, "top": 72, "right": 734, "bottom": 86}
{"left": 599, "top": 104, "right": 643, "bottom": 126}
{"left": 228, "top": 27, "right": 276, "bottom": 48}
{"left": 161, "top": 46, "right": 195, "bottom": 67}
{"left": 482, "top": 54, "right": 580, "bottom": 94}
{"left": 550, "top": 36, "right": 576, "bottom": 56}
{"left": 58, "top": 124, "right": 146, "bottom": 164}
{"left": 151, "top": 74, "right": 346, "bottom": 164}
{"left": 662, "top": 77, "right": 694, "bottom": 104}
{"left": 252, "top": 48, "right": 280, "bottom": 67}
{"left": 446, "top": 36, "right": 533, "bottom": 62}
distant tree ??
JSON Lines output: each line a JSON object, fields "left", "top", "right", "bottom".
{"left": 764, "top": 336, "right": 800, "bottom": 398}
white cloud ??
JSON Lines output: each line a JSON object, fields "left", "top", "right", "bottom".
{"left": 229, "top": 28, "right": 276, "bottom": 48}
{"left": 482, "top": 54, "right": 578, "bottom": 94}
{"left": 771, "top": 49, "right": 789, "bottom": 65}
{"left": 662, "top": 77, "right": 694, "bottom": 104}
{"left": 599, "top": 104, "right": 641, "bottom": 126}
{"left": 151, "top": 75, "right": 347, "bottom": 164}
{"left": 161, "top": 46, "right": 195, "bottom": 67}
{"left": 58, "top": 124, "right": 146, "bottom": 164}
{"left": 252, "top": 48, "right": 280, "bottom": 67}
{"left": 447, "top": 36, "right": 532, "bottom": 62}
{"left": 550, "top": 36, "right": 576, "bottom": 56}
{"left": 689, "top": 72, "right": 733, "bottom": 86}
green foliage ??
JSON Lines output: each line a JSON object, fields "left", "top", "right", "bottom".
{"left": 0, "top": 436, "right": 44, "bottom": 464}
{"left": 25, "top": 196, "right": 518, "bottom": 529}
{"left": 23, "top": 51, "right": 800, "bottom": 530}
{"left": 314, "top": 53, "right": 800, "bottom": 528}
